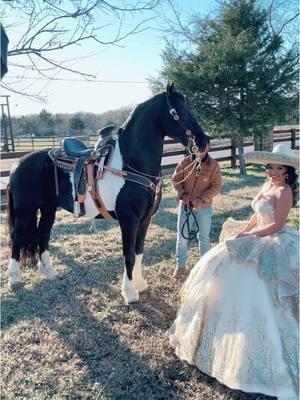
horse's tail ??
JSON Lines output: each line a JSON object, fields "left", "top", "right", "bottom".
{"left": 6, "top": 183, "right": 39, "bottom": 265}
{"left": 6, "top": 184, "right": 15, "bottom": 244}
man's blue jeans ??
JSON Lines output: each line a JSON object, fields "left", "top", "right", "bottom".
{"left": 176, "top": 201, "right": 212, "bottom": 268}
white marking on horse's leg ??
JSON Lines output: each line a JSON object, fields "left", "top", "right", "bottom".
{"left": 39, "top": 250, "right": 58, "bottom": 280}
{"left": 8, "top": 259, "right": 23, "bottom": 288}
{"left": 69, "top": 172, "right": 76, "bottom": 201}
{"left": 132, "top": 254, "right": 148, "bottom": 292}
{"left": 122, "top": 269, "right": 139, "bottom": 304}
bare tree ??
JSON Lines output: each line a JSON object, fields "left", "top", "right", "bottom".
{"left": 1, "top": 0, "right": 161, "bottom": 101}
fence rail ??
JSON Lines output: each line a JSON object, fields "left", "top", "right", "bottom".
{"left": 1, "top": 127, "right": 299, "bottom": 210}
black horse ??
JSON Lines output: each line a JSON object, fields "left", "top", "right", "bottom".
{"left": 7, "top": 83, "right": 207, "bottom": 303}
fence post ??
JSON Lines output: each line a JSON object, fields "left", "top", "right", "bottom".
{"left": 231, "top": 137, "right": 237, "bottom": 168}
{"left": 31, "top": 135, "right": 35, "bottom": 150}
{"left": 291, "top": 129, "right": 296, "bottom": 149}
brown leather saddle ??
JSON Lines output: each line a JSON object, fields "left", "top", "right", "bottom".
{"left": 49, "top": 129, "right": 116, "bottom": 219}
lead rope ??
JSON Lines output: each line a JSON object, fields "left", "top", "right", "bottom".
{"left": 180, "top": 159, "right": 201, "bottom": 241}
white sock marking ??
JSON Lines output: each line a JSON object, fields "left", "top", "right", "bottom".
{"left": 132, "top": 254, "right": 148, "bottom": 292}
{"left": 122, "top": 269, "right": 139, "bottom": 304}
{"left": 39, "top": 250, "right": 58, "bottom": 280}
{"left": 7, "top": 259, "right": 22, "bottom": 287}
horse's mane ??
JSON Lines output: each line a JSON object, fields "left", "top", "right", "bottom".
{"left": 118, "top": 91, "right": 165, "bottom": 135}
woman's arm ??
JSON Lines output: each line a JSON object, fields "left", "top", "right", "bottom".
{"left": 235, "top": 213, "right": 257, "bottom": 238}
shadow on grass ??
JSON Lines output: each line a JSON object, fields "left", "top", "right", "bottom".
{"left": 1, "top": 249, "right": 183, "bottom": 399}
{"left": 53, "top": 216, "right": 119, "bottom": 238}
{"left": 1, "top": 172, "right": 278, "bottom": 400}
{"left": 2, "top": 241, "right": 276, "bottom": 400}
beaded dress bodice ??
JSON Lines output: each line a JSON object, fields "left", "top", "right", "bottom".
{"left": 251, "top": 197, "right": 275, "bottom": 227}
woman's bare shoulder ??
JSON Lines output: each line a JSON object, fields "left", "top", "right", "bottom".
{"left": 277, "top": 184, "right": 293, "bottom": 202}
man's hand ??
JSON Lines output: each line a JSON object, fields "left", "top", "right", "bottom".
{"left": 180, "top": 193, "right": 190, "bottom": 205}
{"left": 192, "top": 197, "right": 205, "bottom": 209}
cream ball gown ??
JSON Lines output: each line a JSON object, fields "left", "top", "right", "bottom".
{"left": 168, "top": 198, "right": 299, "bottom": 400}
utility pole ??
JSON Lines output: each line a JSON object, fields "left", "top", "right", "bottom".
{"left": 1, "top": 95, "right": 15, "bottom": 152}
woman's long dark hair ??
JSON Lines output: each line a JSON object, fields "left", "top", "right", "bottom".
{"left": 266, "top": 165, "right": 299, "bottom": 206}
{"left": 285, "top": 166, "right": 299, "bottom": 206}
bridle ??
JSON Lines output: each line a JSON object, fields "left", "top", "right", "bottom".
{"left": 166, "top": 90, "right": 199, "bottom": 156}
{"left": 166, "top": 89, "right": 204, "bottom": 241}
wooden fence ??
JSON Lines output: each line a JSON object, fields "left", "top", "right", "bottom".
{"left": 1, "top": 127, "right": 299, "bottom": 210}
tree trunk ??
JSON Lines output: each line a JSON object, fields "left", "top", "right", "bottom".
{"left": 238, "top": 86, "right": 247, "bottom": 174}
{"left": 237, "top": 131, "right": 247, "bottom": 175}
{"left": 253, "top": 133, "right": 262, "bottom": 150}
{"left": 262, "top": 126, "right": 273, "bottom": 151}
{"left": 231, "top": 137, "right": 237, "bottom": 168}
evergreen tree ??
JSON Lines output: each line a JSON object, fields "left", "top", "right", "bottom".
{"left": 38, "top": 109, "right": 54, "bottom": 136}
{"left": 69, "top": 114, "right": 85, "bottom": 133}
{"left": 152, "top": 0, "right": 299, "bottom": 173}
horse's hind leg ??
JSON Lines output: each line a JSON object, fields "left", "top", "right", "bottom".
{"left": 8, "top": 226, "right": 23, "bottom": 288}
{"left": 133, "top": 217, "right": 151, "bottom": 292}
{"left": 8, "top": 210, "right": 38, "bottom": 288}
{"left": 8, "top": 259, "right": 22, "bottom": 289}
{"left": 37, "top": 206, "right": 58, "bottom": 280}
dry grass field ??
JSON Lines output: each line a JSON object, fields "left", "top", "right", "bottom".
{"left": 1, "top": 164, "right": 298, "bottom": 400}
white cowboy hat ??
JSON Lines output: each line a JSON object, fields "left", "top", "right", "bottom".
{"left": 244, "top": 144, "right": 299, "bottom": 170}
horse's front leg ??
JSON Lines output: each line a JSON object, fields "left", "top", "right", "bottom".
{"left": 119, "top": 219, "right": 139, "bottom": 304}
{"left": 133, "top": 216, "right": 152, "bottom": 292}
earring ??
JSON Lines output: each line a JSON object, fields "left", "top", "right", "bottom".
{"left": 285, "top": 174, "right": 290, "bottom": 183}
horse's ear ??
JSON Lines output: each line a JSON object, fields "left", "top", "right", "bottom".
{"left": 166, "top": 80, "right": 176, "bottom": 94}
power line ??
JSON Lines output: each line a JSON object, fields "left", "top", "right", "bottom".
{"left": 6, "top": 76, "right": 149, "bottom": 84}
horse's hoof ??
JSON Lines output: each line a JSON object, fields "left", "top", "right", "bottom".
{"left": 122, "top": 289, "right": 139, "bottom": 304}
{"left": 44, "top": 270, "right": 58, "bottom": 280}
{"left": 9, "top": 281, "right": 24, "bottom": 289}
{"left": 134, "top": 279, "right": 148, "bottom": 292}
{"left": 39, "top": 261, "right": 58, "bottom": 280}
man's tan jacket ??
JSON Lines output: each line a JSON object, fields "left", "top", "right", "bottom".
{"left": 172, "top": 154, "right": 222, "bottom": 206}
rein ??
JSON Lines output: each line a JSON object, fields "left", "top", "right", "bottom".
{"left": 125, "top": 163, "right": 161, "bottom": 180}
{"left": 103, "top": 165, "right": 160, "bottom": 194}
{"left": 166, "top": 89, "right": 204, "bottom": 241}
{"left": 180, "top": 159, "right": 202, "bottom": 241}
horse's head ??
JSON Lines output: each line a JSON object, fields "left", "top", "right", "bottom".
{"left": 163, "top": 82, "right": 209, "bottom": 154}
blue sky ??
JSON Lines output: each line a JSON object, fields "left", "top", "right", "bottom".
{"left": 2, "top": 1, "right": 217, "bottom": 116}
